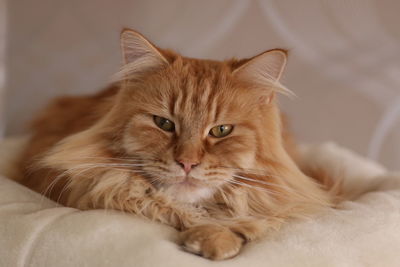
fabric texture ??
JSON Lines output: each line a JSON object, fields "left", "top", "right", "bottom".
{"left": 1, "top": 138, "right": 399, "bottom": 267}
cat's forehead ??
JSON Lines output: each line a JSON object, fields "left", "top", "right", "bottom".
{"left": 173, "top": 58, "right": 232, "bottom": 84}
{"left": 158, "top": 62, "right": 255, "bottom": 128}
{"left": 124, "top": 57, "right": 257, "bottom": 124}
{"left": 172, "top": 58, "right": 236, "bottom": 91}
{"left": 168, "top": 60, "right": 237, "bottom": 108}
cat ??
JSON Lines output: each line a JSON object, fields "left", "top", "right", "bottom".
{"left": 17, "top": 28, "right": 337, "bottom": 260}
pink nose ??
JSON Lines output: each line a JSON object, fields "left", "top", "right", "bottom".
{"left": 176, "top": 160, "right": 199, "bottom": 174}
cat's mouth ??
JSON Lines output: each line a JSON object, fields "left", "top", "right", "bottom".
{"left": 150, "top": 173, "right": 206, "bottom": 189}
{"left": 175, "top": 176, "right": 200, "bottom": 187}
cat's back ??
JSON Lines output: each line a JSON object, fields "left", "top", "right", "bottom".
{"left": 32, "top": 95, "right": 92, "bottom": 135}
{"left": 18, "top": 85, "right": 120, "bottom": 181}
{"left": 31, "top": 85, "right": 118, "bottom": 138}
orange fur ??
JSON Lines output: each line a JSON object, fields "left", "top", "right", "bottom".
{"left": 17, "top": 29, "right": 336, "bottom": 260}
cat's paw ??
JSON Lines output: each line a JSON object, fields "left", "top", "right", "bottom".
{"left": 180, "top": 224, "right": 244, "bottom": 260}
{"left": 229, "top": 219, "right": 269, "bottom": 241}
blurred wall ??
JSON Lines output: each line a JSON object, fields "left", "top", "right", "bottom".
{"left": 4, "top": 0, "right": 400, "bottom": 169}
{"left": 0, "top": 0, "right": 5, "bottom": 136}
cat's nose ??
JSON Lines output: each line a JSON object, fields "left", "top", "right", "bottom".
{"left": 176, "top": 160, "right": 199, "bottom": 174}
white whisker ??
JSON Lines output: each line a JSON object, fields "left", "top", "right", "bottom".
{"left": 227, "top": 180, "right": 282, "bottom": 197}
{"left": 232, "top": 174, "right": 274, "bottom": 186}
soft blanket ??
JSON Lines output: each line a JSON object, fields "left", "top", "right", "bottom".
{"left": 0, "top": 138, "right": 399, "bottom": 267}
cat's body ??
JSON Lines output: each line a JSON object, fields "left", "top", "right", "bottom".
{"left": 17, "top": 29, "right": 336, "bottom": 260}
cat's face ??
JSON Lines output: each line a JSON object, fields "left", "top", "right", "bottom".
{"left": 113, "top": 30, "right": 288, "bottom": 203}
{"left": 120, "top": 64, "right": 266, "bottom": 203}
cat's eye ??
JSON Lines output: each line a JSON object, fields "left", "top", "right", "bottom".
{"left": 153, "top": 116, "right": 175, "bottom": 132}
{"left": 209, "top": 124, "right": 233, "bottom": 138}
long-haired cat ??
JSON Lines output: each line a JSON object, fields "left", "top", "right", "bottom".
{"left": 17, "top": 29, "right": 336, "bottom": 260}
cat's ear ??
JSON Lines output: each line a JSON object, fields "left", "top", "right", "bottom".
{"left": 233, "top": 49, "right": 287, "bottom": 83}
{"left": 120, "top": 28, "right": 168, "bottom": 68}
{"left": 233, "top": 49, "right": 292, "bottom": 101}
{"left": 233, "top": 49, "right": 287, "bottom": 84}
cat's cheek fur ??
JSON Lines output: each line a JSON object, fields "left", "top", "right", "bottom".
{"left": 122, "top": 117, "right": 171, "bottom": 155}
{"left": 209, "top": 134, "right": 258, "bottom": 170}
{"left": 214, "top": 148, "right": 256, "bottom": 174}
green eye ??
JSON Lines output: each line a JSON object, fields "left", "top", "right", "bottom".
{"left": 153, "top": 116, "right": 175, "bottom": 132}
{"left": 209, "top": 124, "right": 233, "bottom": 138}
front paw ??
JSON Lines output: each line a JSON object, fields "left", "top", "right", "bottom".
{"left": 180, "top": 225, "right": 244, "bottom": 260}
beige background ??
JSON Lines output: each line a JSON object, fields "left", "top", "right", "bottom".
{"left": 0, "top": 0, "right": 5, "bottom": 137}
{"left": 3, "top": 0, "right": 400, "bottom": 169}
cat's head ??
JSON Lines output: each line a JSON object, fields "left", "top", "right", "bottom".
{"left": 110, "top": 29, "right": 290, "bottom": 203}
{"left": 44, "top": 29, "right": 292, "bottom": 204}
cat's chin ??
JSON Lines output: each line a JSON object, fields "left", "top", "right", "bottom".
{"left": 165, "top": 181, "right": 214, "bottom": 204}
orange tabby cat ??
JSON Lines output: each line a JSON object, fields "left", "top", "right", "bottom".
{"left": 17, "top": 29, "right": 335, "bottom": 260}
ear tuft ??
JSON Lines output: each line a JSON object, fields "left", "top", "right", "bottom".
{"left": 116, "top": 28, "right": 168, "bottom": 81}
{"left": 233, "top": 49, "right": 293, "bottom": 96}
{"left": 120, "top": 29, "right": 168, "bottom": 65}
